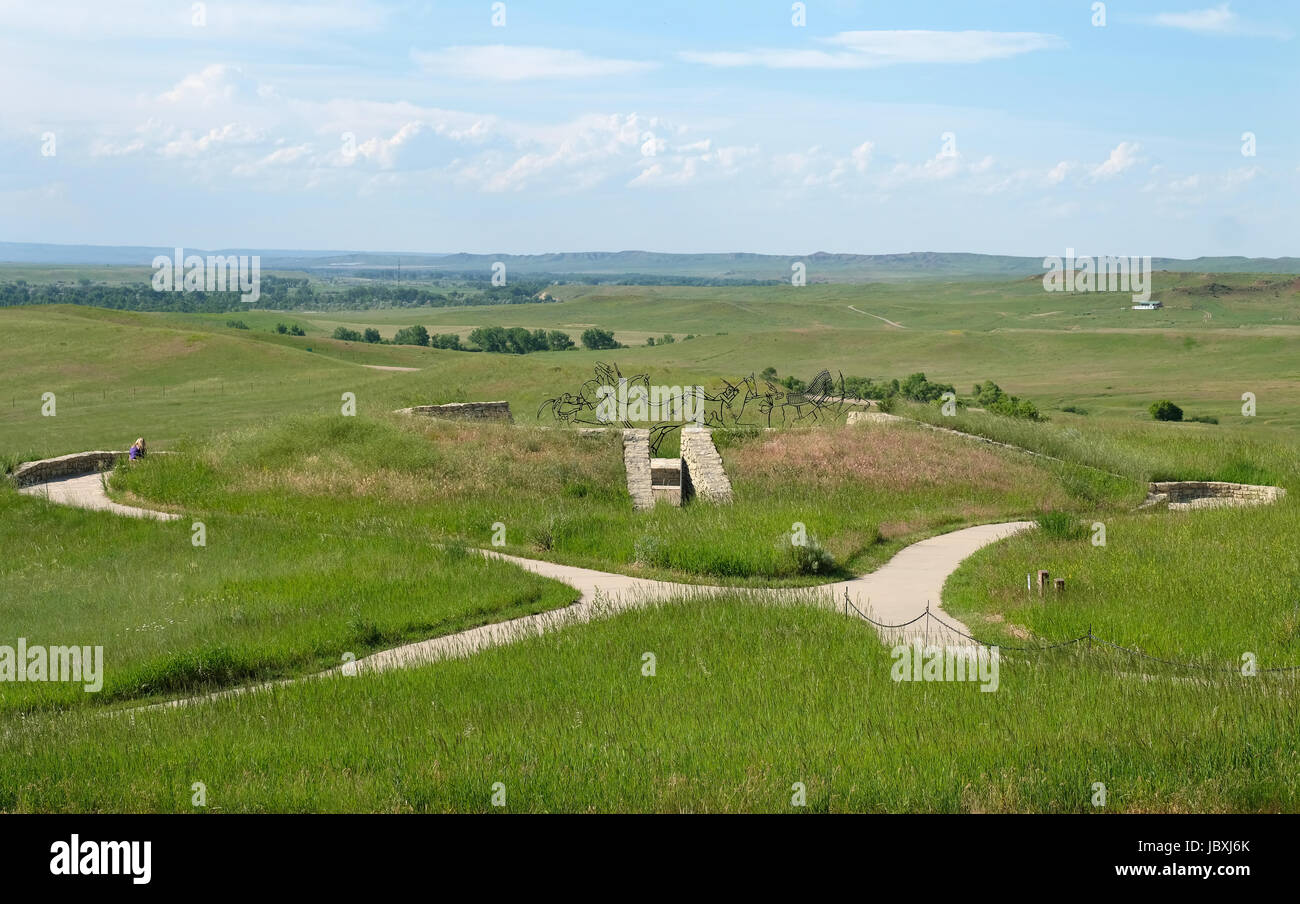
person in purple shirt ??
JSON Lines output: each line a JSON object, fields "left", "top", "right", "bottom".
{"left": 128, "top": 438, "right": 146, "bottom": 461}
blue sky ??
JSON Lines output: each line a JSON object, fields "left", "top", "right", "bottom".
{"left": 1, "top": 0, "right": 1296, "bottom": 256}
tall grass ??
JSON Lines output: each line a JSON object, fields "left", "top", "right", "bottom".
{"left": 0, "top": 488, "right": 575, "bottom": 712}
{"left": 110, "top": 415, "right": 1093, "bottom": 585}
{"left": 2, "top": 599, "right": 1295, "bottom": 813}
{"left": 946, "top": 501, "right": 1300, "bottom": 664}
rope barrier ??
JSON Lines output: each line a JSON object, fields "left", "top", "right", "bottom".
{"left": 843, "top": 587, "right": 1300, "bottom": 675}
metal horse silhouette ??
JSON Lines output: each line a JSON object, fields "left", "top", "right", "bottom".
{"left": 540, "top": 363, "right": 846, "bottom": 454}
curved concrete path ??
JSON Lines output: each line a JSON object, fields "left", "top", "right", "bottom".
{"left": 18, "top": 471, "right": 180, "bottom": 521}
{"left": 14, "top": 461, "right": 1033, "bottom": 706}
{"left": 359, "top": 522, "right": 1035, "bottom": 674}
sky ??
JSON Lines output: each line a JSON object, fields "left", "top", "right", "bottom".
{"left": 1, "top": 0, "right": 1297, "bottom": 257}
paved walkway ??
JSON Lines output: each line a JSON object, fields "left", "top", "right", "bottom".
{"left": 15, "top": 462, "right": 1034, "bottom": 706}
{"left": 18, "top": 472, "right": 181, "bottom": 521}
{"left": 827, "top": 521, "right": 1035, "bottom": 646}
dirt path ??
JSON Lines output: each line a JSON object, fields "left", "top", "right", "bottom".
{"left": 847, "top": 305, "right": 908, "bottom": 329}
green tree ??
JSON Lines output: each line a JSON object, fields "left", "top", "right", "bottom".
{"left": 1150, "top": 400, "right": 1184, "bottom": 422}
{"left": 392, "top": 325, "right": 430, "bottom": 347}
{"left": 469, "top": 325, "right": 508, "bottom": 352}
{"left": 580, "top": 327, "right": 618, "bottom": 350}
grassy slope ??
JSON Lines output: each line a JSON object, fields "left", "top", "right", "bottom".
{"left": 2, "top": 599, "right": 1295, "bottom": 813}
{"left": 0, "top": 486, "right": 575, "bottom": 712}
{"left": 107, "top": 414, "right": 1106, "bottom": 585}
{"left": 5, "top": 272, "right": 1300, "bottom": 455}
{"left": 944, "top": 501, "right": 1300, "bottom": 665}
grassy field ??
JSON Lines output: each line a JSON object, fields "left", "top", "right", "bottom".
{"left": 4, "top": 271, "right": 1300, "bottom": 464}
{"left": 2, "top": 599, "right": 1295, "bottom": 813}
{"left": 945, "top": 501, "right": 1300, "bottom": 666}
{"left": 0, "top": 486, "right": 575, "bottom": 713}
{"left": 104, "top": 414, "right": 1115, "bottom": 587}
{"left": 2, "top": 274, "right": 1298, "bottom": 812}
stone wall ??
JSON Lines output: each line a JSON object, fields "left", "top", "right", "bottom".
{"left": 622, "top": 429, "right": 654, "bottom": 510}
{"left": 395, "top": 401, "right": 512, "bottom": 422}
{"left": 1146, "top": 480, "right": 1286, "bottom": 510}
{"left": 681, "top": 427, "right": 733, "bottom": 503}
{"left": 9, "top": 451, "right": 124, "bottom": 487}
{"left": 847, "top": 411, "right": 902, "bottom": 425}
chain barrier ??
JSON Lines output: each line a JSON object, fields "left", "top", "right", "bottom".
{"left": 843, "top": 588, "right": 1300, "bottom": 675}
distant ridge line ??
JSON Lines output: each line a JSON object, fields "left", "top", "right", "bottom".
{"left": 2, "top": 242, "right": 1297, "bottom": 281}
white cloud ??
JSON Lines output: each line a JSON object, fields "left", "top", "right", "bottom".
{"left": 1143, "top": 4, "right": 1290, "bottom": 37}
{"left": 629, "top": 144, "right": 755, "bottom": 189}
{"left": 159, "top": 122, "right": 264, "bottom": 158}
{"left": 1090, "top": 141, "right": 1142, "bottom": 180}
{"left": 412, "top": 45, "right": 658, "bottom": 81}
{"left": 1046, "top": 161, "right": 1072, "bottom": 184}
{"left": 682, "top": 30, "right": 1063, "bottom": 69}
{"left": 0, "top": 1, "right": 388, "bottom": 38}
{"left": 337, "top": 122, "right": 424, "bottom": 168}
{"left": 889, "top": 150, "right": 993, "bottom": 184}
{"left": 769, "top": 141, "right": 873, "bottom": 187}
{"left": 1151, "top": 3, "right": 1238, "bottom": 32}
{"left": 233, "top": 144, "right": 312, "bottom": 176}
{"left": 159, "top": 65, "right": 258, "bottom": 106}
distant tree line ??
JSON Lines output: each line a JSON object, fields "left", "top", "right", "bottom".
{"left": 315, "top": 269, "right": 782, "bottom": 288}
{"left": 343, "top": 323, "right": 624, "bottom": 353}
{"left": 0, "top": 276, "right": 564, "bottom": 313}
{"left": 762, "top": 367, "right": 1043, "bottom": 420}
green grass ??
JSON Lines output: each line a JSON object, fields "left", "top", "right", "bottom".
{"left": 0, "top": 486, "right": 575, "bottom": 713}
{"left": 3, "top": 280, "right": 1299, "bottom": 813}
{"left": 2, "top": 599, "right": 1295, "bottom": 813}
{"left": 106, "top": 413, "right": 1102, "bottom": 585}
{"left": 945, "top": 502, "right": 1300, "bottom": 666}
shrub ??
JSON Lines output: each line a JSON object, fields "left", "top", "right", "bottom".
{"left": 633, "top": 533, "right": 663, "bottom": 568}
{"left": 1036, "top": 511, "right": 1087, "bottom": 540}
{"left": 974, "top": 380, "right": 1044, "bottom": 421}
{"left": 332, "top": 327, "right": 363, "bottom": 342}
{"left": 1187, "top": 415, "right": 1219, "bottom": 425}
{"left": 393, "top": 325, "right": 430, "bottom": 347}
{"left": 901, "top": 372, "right": 954, "bottom": 403}
{"left": 876, "top": 396, "right": 897, "bottom": 414}
{"left": 580, "top": 327, "right": 619, "bottom": 350}
{"left": 288, "top": 324, "right": 305, "bottom": 336}
{"left": 783, "top": 534, "right": 836, "bottom": 576}
{"left": 1149, "top": 400, "right": 1183, "bottom": 422}
{"left": 363, "top": 328, "right": 381, "bottom": 343}
{"left": 275, "top": 323, "right": 288, "bottom": 334}
{"left": 226, "top": 319, "right": 249, "bottom": 330}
